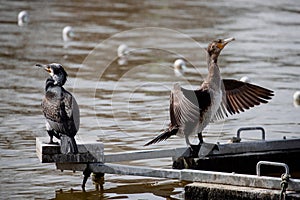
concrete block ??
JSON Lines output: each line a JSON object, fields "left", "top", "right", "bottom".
{"left": 36, "top": 137, "right": 104, "bottom": 163}
{"left": 185, "top": 182, "right": 300, "bottom": 200}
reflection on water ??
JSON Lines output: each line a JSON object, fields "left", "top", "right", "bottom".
{"left": 0, "top": 0, "right": 300, "bottom": 199}
{"left": 55, "top": 180, "right": 187, "bottom": 200}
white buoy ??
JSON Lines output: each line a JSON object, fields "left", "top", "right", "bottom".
{"left": 240, "top": 76, "right": 251, "bottom": 83}
{"left": 62, "top": 26, "right": 75, "bottom": 41}
{"left": 117, "top": 44, "right": 129, "bottom": 57}
{"left": 18, "top": 10, "right": 29, "bottom": 26}
{"left": 173, "top": 59, "right": 187, "bottom": 77}
{"left": 293, "top": 91, "right": 300, "bottom": 107}
{"left": 117, "top": 44, "right": 129, "bottom": 65}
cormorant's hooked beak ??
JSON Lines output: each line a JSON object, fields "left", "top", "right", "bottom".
{"left": 36, "top": 63, "right": 51, "bottom": 73}
{"left": 218, "top": 37, "right": 235, "bottom": 49}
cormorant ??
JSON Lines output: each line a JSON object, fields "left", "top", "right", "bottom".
{"left": 37, "top": 63, "right": 80, "bottom": 154}
{"left": 145, "top": 38, "right": 274, "bottom": 148}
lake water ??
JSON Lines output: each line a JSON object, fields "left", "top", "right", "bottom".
{"left": 1, "top": 0, "right": 299, "bottom": 199}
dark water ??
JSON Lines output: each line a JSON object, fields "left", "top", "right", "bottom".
{"left": 1, "top": 0, "right": 300, "bottom": 199}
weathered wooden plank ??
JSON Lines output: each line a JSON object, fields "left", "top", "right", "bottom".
{"left": 55, "top": 163, "right": 300, "bottom": 191}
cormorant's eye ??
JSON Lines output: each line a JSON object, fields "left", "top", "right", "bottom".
{"left": 217, "top": 39, "right": 222, "bottom": 43}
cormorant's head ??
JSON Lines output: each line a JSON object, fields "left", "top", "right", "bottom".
{"left": 36, "top": 63, "right": 68, "bottom": 86}
{"left": 207, "top": 37, "right": 235, "bottom": 57}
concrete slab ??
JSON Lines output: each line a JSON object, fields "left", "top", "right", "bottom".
{"left": 185, "top": 182, "right": 300, "bottom": 200}
{"left": 36, "top": 137, "right": 104, "bottom": 163}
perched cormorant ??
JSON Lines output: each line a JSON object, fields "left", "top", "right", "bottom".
{"left": 145, "top": 38, "right": 274, "bottom": 148}
{"left": 37, "top": 63, "right": 80, "bottom": 154}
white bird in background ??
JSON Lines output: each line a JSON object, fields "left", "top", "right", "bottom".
{"left": 117, "top": 44, "right": 129, "bottom": 57}
{"left": 240, "top": 76, "right": 251, "bottom": 83}
{"left": 173, "top": 59, "right": 187, "bottom": 77}
{"left": 117, "top": 44, "right": 129, "bottom": 65}
{"left": 18, "top": 10, "right": 29, "bottom": 26}
{"left": 293, "top": 91, "right": 300, "bottom": 107}
{"left": 62, "top": 26, "right": 75, "bottom": 41}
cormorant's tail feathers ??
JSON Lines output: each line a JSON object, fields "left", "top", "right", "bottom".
{"left": 144, "top": 128, "right": 178, "bottom": 146}
{"left": 60, "top": 135, "right": 78, "bottom": 154}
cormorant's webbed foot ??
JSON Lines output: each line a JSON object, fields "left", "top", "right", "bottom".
{"left": 173, "top": 132, "right": 205, "bottom": 169}
{"left": 47, "top": 130, "right": 60, "bottom": 145}
{"left": 172, "top": 156, "right": 196, "bottom": 169}
{"left": 189, "top": 144, "right": 201, "bottom": 158}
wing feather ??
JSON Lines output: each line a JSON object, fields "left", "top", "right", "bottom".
{"left": 212, "top": 79, "right": 274, "bottom": 120}
{"left": 170, "top": 83, "right": 200, "bottom": 126}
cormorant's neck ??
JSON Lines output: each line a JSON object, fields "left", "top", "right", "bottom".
{"left": 52, "top": 73, "right": 67, "bottom": 87}
{"left": 45, "top": 77, "right": 55, "bottom": 91}
{"left": 206, "top": 53, "right": 221, "bottom": 90}
{"left": 45, "top": 74, "right": 66, "bottom": 91}
{"left": 206, "top": 52, "right": 219, "bottom": 66}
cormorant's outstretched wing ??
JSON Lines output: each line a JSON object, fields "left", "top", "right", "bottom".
{"left": 170, "top": 83, "right": 200, "bottom": 126}
{"left": 144, "top": 83, "right": 209, "bottom": 146}
{"left": 213, "top": 79, "right": 274, "bottom": 120}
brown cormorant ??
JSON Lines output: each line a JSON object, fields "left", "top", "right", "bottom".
{"left": 145, "top": 38, "right": 274, "bottom": 148}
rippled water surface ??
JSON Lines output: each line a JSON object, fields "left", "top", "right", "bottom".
{"left": 1, "top": 0, "right": 300, "bottom": 199}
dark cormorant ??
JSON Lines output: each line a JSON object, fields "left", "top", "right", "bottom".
{"left": 145, "top": 38, "right": 274, "bottom": 147}
{"left": 37, "top": 63, "right": 79, "bottom": 154}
